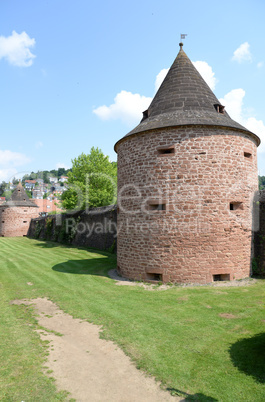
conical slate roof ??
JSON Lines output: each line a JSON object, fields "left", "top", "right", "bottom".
{"left": 4, "top": 182, "right": 38, "bottom": 207}
{"left": 115, "top": 44, "right": 260, "bottom": 151}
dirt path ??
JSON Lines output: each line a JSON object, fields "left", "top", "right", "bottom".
{"left": 13, "top": 298, "right": 179, "bottom": 402}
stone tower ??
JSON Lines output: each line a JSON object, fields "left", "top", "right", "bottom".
{"left": 114, "top": 44, "right": 260, "bottom": 284}
{"left": 0, "top": 182, "right": 39, "bottom": 237}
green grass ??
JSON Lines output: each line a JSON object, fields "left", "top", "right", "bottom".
{"left": 0, "top": 237, "right": 265, "bottom": 401}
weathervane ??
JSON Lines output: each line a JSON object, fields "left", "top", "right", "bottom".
{"left": 180, "top": 33, "right": 188, "bottom": 41}
{"left": 179, "top": 34, "right": 187, "bottom": 49}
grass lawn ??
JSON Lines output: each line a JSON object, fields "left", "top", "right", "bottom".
{"left": 0, "top": 237, "right": 264, "bottom": 401}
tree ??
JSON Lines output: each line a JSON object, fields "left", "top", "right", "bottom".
{"left": 61, "top": 147, "right": 117, "bottom": 211}
{"left": 2, "top": 189, "right": 14, "bottom": 201}
{"left": 259, "top": 176, "right": 265, "bottom": 190}
{"left": 25, "top": 189, "right": 32, "bottom": 199}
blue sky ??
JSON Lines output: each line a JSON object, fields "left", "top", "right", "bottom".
{"left": 0, "top": 0, "right": 265, "bottom": 182}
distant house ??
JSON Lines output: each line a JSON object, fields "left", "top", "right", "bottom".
{"left": 59, "top": 176, "right": 68, "bottom": 183}
{"left": 32, "top": 183, "right": 48, "bottom": 199}
{"left": 32, "top": 189, "right": 43, "bottom": 199}
{"left": 49, "top": 177, "right": 58, "bottom": 184}
{"left": 25, "top": 180, "right": 37, "bottom": 190}
{"left": 0, "top": 197, "right": 6, "bottom": 204}
{"left": 32, "top": 198, "right": 63, "bottom": 214}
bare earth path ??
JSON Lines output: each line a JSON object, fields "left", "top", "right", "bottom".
{"left": 13, "top": 298, "right": 179, "bottom": 402}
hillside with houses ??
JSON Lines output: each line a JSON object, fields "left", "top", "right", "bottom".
{"left": 0, "top": 169, "right": 70, "bottom": 214}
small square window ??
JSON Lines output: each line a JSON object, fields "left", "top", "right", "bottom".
{"left": 149, "top": 203, "right": 166, "bottom": 211}
{"left": 230, "top": 202, "right": 243, "bottom": 211}
{"left": 213, "top": 274, "right": 230, "bottom": 281}
{"left": 214, "top": 104, "right": 225, "bottom": 114}
{"left": 157, "top": 146, "right": 175, "bottom": 156}
{"left": 146, "top": 273, "right": 163, "bottom": 281}
{"left": 244, "top": 151, "right": 252, "bottom": 159}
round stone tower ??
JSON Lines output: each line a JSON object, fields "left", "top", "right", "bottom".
{"left": 0, "top": 182, "right": 39, "bottom": 237}
{"left": 114, "top": 44, "right": 260, "bottom": 284}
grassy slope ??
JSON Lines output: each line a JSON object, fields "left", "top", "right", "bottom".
{"left": 0, "top": 237, "right": 264, "bottom": 401}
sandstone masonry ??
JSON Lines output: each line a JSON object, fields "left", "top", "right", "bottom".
{"left": 114, "top": 44, "right": 260, "bottom": 284}
{"left": 0, "top": 182, "right": 39, "bottom": 237}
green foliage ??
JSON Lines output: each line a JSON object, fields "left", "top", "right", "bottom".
{"left": 34, "top": 221, "right": 43, "bottom": 239}
{"left": 2, "top": 189, "right": 14, "bottom": 201}
{"left": 54, "top": 217, "right": 80, "bottom": 244}
{"left": 62, "top": 147, "right": 117, "bottom": 211}
{"left": 61, "top": 188, "right": 79, "bottom": 210}
{"left": 43, "top": 192, "right": 50, "bottom": 199}
{"left": 252, "top": 257, "right": 259, "bottom": 275}
{"left": 258, "top": 176, "right": 265, "bottom": 190}
{"left": 107, "top": 240, "right": 116, "bottom": 254}
{"left": 45, "top": 218, "right": 53, "bottom": 239}
{"left": 25, "top": 189, "right": 32, "bottom": 198}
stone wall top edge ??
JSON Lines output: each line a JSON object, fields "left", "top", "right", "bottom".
{"left": 114, "top": 124, "right": 260, "bottom": 153}
{"left": 31, "top": 205, "right": 117, "bottom": 222}
{"left": 0, "top": 204, "right": 39, "bottom": 209}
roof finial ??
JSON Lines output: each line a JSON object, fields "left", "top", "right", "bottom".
{"left": 180, "top": 34, "right": 188, "bottom": 50}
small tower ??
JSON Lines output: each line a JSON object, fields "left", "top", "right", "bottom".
{"left": 114, "top": 44, "right": 260, "bottom": 284}
{"left": 0, "top": 182, "right": 39, "bottom": 237}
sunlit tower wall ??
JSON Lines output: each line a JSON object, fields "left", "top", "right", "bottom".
{"left": 114, "top": 44, "right": 260, "bottom": 284}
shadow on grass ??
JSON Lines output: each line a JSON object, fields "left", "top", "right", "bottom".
{"left": 52, "top": 259, "right": 114, "bottom": 277}
{"left": 229, "top": 332, "right": 265, "bottom": 383}
{"left": 31, "top": 238, "right": 115, "bottom": 257}
{"left": 31, "top": 240, "right": 62, "bottom": 248}
{"left": 166, "top": 388, "right": 218, "bottom": 401}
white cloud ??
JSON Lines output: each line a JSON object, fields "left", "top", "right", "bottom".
{"left": 192, "top": 61, "right": 217, "bottom": 90}
{"left": 155, "top": 68, "right": 169, "bottom": 92}
{"left": 257, "top": 61, "right": 264, "bottom": 69}
{"left": 0, "top": 150, "right": 30, "bottom": 167}
{"left": 232, "top": 42, "right": 252, "bottom": 63}
{"left": 245, "top": 118, "right": 265, "bottom": 155}
{"left": 35, "top": 141, "right": 43, "bottom": 149}
{"left": 56, "top": 163, "right": 70, "bottom": 170}
{"left": 0, "top": 31, "right": 36, "bottom": 67}
{"left": 219, "top": 88, "right": 245, "bottom": 122}
{"left": 0, "top": 168, "right": 18, "bottom": 183}
{"left": 94, "top": 60, "right": 218, "bottom": 126}
{"left": 0, "top": 150, "right": 30, "bottom": 183}
{"left": 93, "top": 90, "right": 152, "bottom": 126}
{"left": 219, "top": 89, "right": 265, "bottom": 161}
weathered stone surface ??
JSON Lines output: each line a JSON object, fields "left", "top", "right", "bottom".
{"left": 115, "top": 45, "right": 260, "bottom": 284}
{"left": 0, "top": 182, "right": 39, "bottom": 237}
{"left": 0, "top": 206, "right": 39, "bottom": 237}
{"left": 28, "top": 206, "right": 117, "bottom": 251}
{"left": 116, "top": 126, "right": 258, "bottom": 284}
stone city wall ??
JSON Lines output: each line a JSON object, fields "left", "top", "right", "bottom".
{"left": 27, "top": 206, "right": 117, "bottom": 252}
{"left": 254, "top": 190, "right": 265, "bottom": 276}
